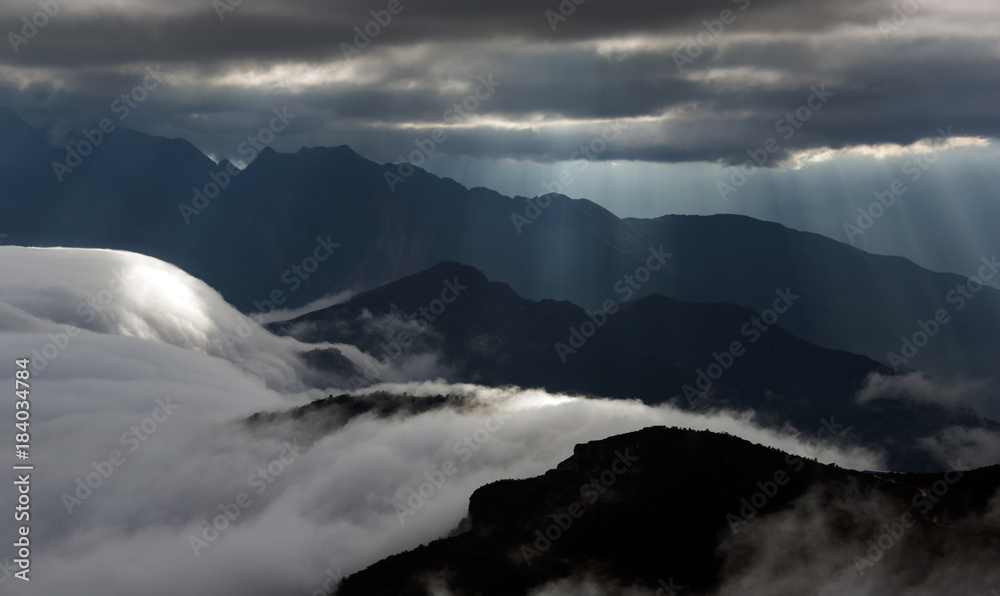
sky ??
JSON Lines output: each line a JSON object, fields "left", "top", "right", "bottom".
{"left": 2, "top": 4, "right": 999, "bottom": 592}
{"left": 1, "top": 0, "right": 997, "bottom": 164}
{"left": 1, "top": 0, "right": 998, "bottom": 281}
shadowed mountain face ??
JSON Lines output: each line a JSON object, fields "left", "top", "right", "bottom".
{"left": 332, "top": 426, "right": 1000, "bottom": 596}
{"left": 273, "top": 262, "right": 999, "bottom": 472}
{"left": 0, "top": 108, "right": 219, "bottom": 249}
{"left": 3, "top": 110, "right": 999, "bottom": 386}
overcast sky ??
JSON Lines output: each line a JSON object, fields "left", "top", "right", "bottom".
{"left": 1, "top": 0, "right": 998, "bottom": 279}
{"left": 2, "top": 6, "right": 999, "bottom": 588}
{"left": 1, "top": 0, "right": 997, "bottom": 164}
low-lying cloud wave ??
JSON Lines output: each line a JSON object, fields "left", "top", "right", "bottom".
{"left": 0, "top": 245, "right": 352, "bottom": 395}
{"left": 0, "top": 246, "right": 945, "bottom": 595}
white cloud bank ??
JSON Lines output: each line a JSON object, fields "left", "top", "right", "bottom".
{"left": 0, "top": 246, "right": 890, "bottom": 595}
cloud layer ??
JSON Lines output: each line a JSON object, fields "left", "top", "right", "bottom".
{"left": 0, "top": 246, "right": 892, "bottom": 595}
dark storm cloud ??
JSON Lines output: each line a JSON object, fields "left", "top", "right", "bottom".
{"left": 0, "top": 0, "right": 996, "bottom": 165}
{"left": 0, "top": 0, "right": 883, "bottom": 66}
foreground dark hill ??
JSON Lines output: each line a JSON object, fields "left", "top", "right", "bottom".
{"left": 3, "top": 108, "right": 999, "bottom": 385}
{"left": 333, "top": 426, "right": 1000, "bottom": 596}
{"left": 275, "top": 262, "right": 998, "bottom": 471}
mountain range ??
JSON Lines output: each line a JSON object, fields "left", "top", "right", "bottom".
{"left": 5, "top": 104, "right": 1000, "bottom": 596}
{"left": 2, "top": 107, "right": 998, "bottom": 390}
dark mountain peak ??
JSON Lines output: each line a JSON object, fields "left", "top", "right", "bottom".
{"left": 252, "top": 144, "right": 361, "bottom": 164}
{"left": 556, "top": 426, "right": 766, "bottom": 473}
{"left": 244, "top": 144, "right": 370, "bottom": 177}
{"left": 100, "top": 127, "right": 217, "bottom": 168}
{"left": 468, "top": 186, "right": 505, "bottom": 197}
{"left": 6, "top": 117, "right": 1000, "bottom": 391}
{"left": 112, "top": 126, "right": 190, "bottom": 148}
{"left": 337, "top": 424, "right": 1000, "bottom": 595}
{"left": 645, "top": 212, "right": 765, "bottom": 225}
{"left": 296, "top": 144, "right": 360, "bottom": 161}
{"left": 417, "top": 260, "right": 491, "bottom": 283}
{"left": 515, "top": 191, "right": 610, "bottom": 215}
{"left": 570, "top": 196, "right": 619, "bottom": 219}
{"left": 388, "top": 161, "right": 470, "bottom": 195}
{"left": 250, "top": 145, "right": 281, "bottom": 166}
{"left": 289, "top": 261, "right": 498, "bottom": 322}
{"left": 365, "top": 260, "right": 494, "bottom": 297}
{"left": 619, "top": 291, "right": 684, "bottom": 309}
{"left": 274, "top": 259, "right": 995, "bottom": 472}
{"left": 524, "top": 190, "right": 570, "bottom": 202}
{"left": 463, "top": 424, "right": 815, "bottom": 530}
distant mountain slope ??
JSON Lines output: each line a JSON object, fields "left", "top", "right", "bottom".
{"left": 2, "top": 109, "right": 998, "bottom": 385}
{"left": 332, "top": 426, "right": 1000, "bottom": 596}
{"left": 626, "top": 214, "right": 1000, "bottom": 386}
{"left": 0, "top": 108, "right": 219, "bottom": 248}
{"left": 273, "top": 262, "right": 999, "bottom": 471}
